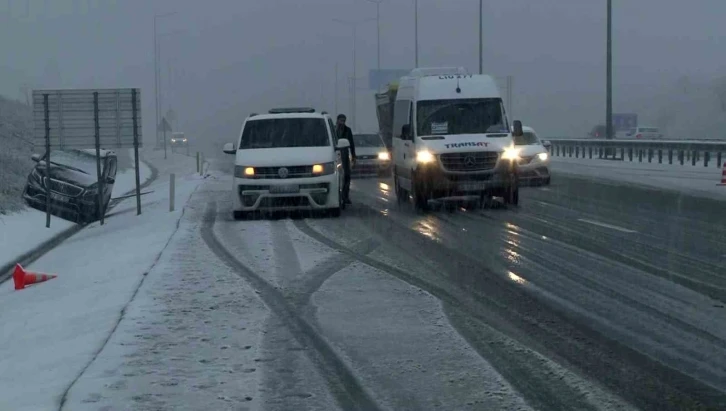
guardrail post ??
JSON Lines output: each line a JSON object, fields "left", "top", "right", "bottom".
{"left": 692, "top": 150, "right": 697, "bottom": 166}
{"left": 658, "top": 149, "right": 662, "bottom": 164}
{"left": 620, "top": 147, "right": 625, "bottom": 161}
{"left": 647, "top": 149, "right": 652, "bottom": 163}
{"left": 668, "top": 149, "right": 673, "bottom": 164}
{"left": 704, "top": 151, "right": 710, "bottom": 167}
{"left": 196, "top": 152, "right": 200, "bottom": 173}
{"left": 628, "top": 147, "right": 633, "bottom": 161}
{"left": 679, "top": 150, "right": 684, "bottom": 165}
{"left": 638, "top": 149, "right": 643, "bottom": 162}
{"left": 588, "top": 147, "right": 592, "bottom": 159}
{"left": 718, "top": 152, "right": 722, "bottom": 168}
{"left": 169, "top": 173, "right": 175, "bottom": 212}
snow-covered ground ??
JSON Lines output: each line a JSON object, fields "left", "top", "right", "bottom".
{"left": 0, "top": 150, "right": 201, "bottom": 411}
{"left": 0, "top": 149, "right": 152, "bottom": 272}
{"left": 551, "top": 156, "right": 726, "bottom": 200}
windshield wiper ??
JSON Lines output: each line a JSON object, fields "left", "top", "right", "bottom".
{"left": 42, "top": 160, "right": 90, "bottom": 175}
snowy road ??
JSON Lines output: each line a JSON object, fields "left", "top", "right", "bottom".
{"left": 23, "top": 160, "right": 726, "bottom": 410}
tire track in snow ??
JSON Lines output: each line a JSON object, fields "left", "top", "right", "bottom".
{"left": 201, "top": 201, "right": 382, "bottom": 411}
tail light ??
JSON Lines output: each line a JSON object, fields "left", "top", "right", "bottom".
{"left": 636, "top": 134, "right": 642, "bottom": 139}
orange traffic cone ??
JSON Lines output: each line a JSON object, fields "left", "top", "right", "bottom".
{"left": 719, "top": 163, "right": 726, "bottom": 186}
{"left": 13, "top": 264, "right": 57, "bottom": 290}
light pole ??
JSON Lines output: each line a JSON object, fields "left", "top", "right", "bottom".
{"left": 479, "top": 0, "right": 483, "bottom": 74}
{"left": 367, "top": 0, "right": 384, "bottom": 71}
{"left": 414, "top": 0, "right": 419, "bottom": 67}
{"left": 333, "top": 17, "right": 375, "bottom": 131}
{"left": 605, "top": 0, "right": 613, "bottom": 140}
{"left": 154, "top": 11, "right": 177, "bottom": 159}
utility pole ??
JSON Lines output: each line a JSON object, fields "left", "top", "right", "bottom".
{"left": 606, "top": 0, "right": 613, "bottom": 140}
{"left": 333, "top": 17, "right": 375, "bottom": 132}
{"left": 414, "top": 0, "right": 419, "bottom": 68}
{"left": 479, "top": 0, "right": 483, "bottom": 74}
{"left": 367, "top": 0, "right": 384, "bottom": 71}
{"left": 335, "top": 62, "right": 339, "bottom": 115}
{"left": 153, "top": 11, "right": 177, "bottom": 157}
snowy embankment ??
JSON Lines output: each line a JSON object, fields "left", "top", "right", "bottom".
{"left": 0, "top": 149, "right": 152, "bottom": 273}
{"left": 551, "top": 156, "right": 726, "bottom": 200}
{"left": 0, "top": 151, "right": 200, "bottom": 411}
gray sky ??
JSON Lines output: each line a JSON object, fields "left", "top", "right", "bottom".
{"left": 2, "top": 0, "right": 726, "bottom": 149}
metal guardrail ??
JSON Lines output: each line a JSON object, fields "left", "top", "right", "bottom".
{"left": 546, "top": 139, "right": 726, "bottom": 168}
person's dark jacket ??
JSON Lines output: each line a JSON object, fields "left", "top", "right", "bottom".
{"left": 336, "top": 125, "right": 356, "bottom": 169}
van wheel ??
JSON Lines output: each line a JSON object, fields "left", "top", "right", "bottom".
{"left": 411, "top": 173, "right": 430, "bottom": 211}
{"left": 329, "top": 207, "right": 341, "bottom": 217}
{"left": 503, "top": 186, "right": 519, "bottom": 206}
{"left": 233, "top": 210, "right": 247, "bottom": 220}
{"left": 394, "top": 171, "right": 407, "bottom": 204}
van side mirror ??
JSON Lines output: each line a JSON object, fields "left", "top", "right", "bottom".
{"left": 512, "top": 120, "right": 524, "bottom": 137}
{"left": 541, "top": 140, "right": 551, "bottom": 148}
{"left": 31, "top": 153, "right": 41, "bottom": 162}
{"left": 223, "top": 143, "right": 236, "bottom": 154}
{"left": 337, "top": 138, "right": 350, "bottom": 150}
{"left": 401, "top": 124, "right": 411, "bottom": 139}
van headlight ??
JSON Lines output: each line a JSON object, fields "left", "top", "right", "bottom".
{"left": 501, "top": 147, "right": 521, "bottom": 161}
{"left": 378, "top": 151, "right": 390, "bottom": 161}
{"left": 234, "top": 166, "right": 256, "bottom": 178}
{"left": 537, "top": 152, "right": 549, "bottom": 161}
{"left": 312, "top": 162, "right": 335, "bottom": 175}
{"left": 416, "top": 150, "right": 435, "bottom": 163}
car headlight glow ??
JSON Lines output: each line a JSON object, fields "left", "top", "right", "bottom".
{"left": 171, "top": 138, "right": 176, "bottom": 143}
{"left": 182, "top": 138, "right": 187, "bottom": 142}
{"left": 501, "top": 146, "right": 521, "bottom": 161}
{"left": 312, "top": 162, "right": 335, "bottom": 175}
{"left": 416, "top": 150, "right": 435, "bottom": 163}
{"left": 378, "top": 151, "right": 390, "bottom": 161}
{"left": 537, "top": 152, "right": 549, "bottom": 161}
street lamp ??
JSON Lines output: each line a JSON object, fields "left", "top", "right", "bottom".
{"left": 154, "top": 11, "right": 177, "bottom": 159}
{"left": 606, "top": 0, "right": 613, "bottom": 140}
{"left": 414, "top": 0, "right": 418, "bottom": 68}
{"left": 479, "top": 0, "right": 483, "bottom": 74}
{"left": 333, "top": 17, "right": 376, "bottom": 131}
{"left": 367, "top": 0, "right": 384, "bottom": 71}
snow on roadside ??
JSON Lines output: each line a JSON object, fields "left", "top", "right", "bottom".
{"left": 0, "top": 148, "right": 152, "bottom": 272}
{"left": 62, "top": 184, "right": 268, "bottom": 410}
{"left": 0, "top": 169, "right": 203, "bottom": 411}
{"left": 551, "top": 156, "right": 726, "bottom": 200}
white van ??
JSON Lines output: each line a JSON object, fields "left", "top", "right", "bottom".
{"left": 222, "top": 108, "right": 350, "bottom": 219}
{"left": 391, "top": 67, "right": 524, "bottom": 209}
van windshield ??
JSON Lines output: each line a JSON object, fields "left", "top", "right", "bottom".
{"left": 239, "top": 118, "right": 330, "bottom": 149}
{"left": 416, "top": 98, "right": 509, "bottom": 137}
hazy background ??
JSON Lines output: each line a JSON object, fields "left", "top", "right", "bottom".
{"left": 2, "top": 0, "right": 726, "bottom": 155}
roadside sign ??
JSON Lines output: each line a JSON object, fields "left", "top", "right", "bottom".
{"left": 32, "top": 88, "right": 142, "bottom": 150}
{"left": 369, "top": 69, "right": 410, "bottom": 90}
{"left": 158, "top": 117, "right": 172, "bottom": 132}
{"left": 613, "top": 113, "right": 638, "bottom": 131}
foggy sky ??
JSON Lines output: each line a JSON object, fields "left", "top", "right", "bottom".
{"left": 1, "top": 0, "right": 726, "bottom": 152}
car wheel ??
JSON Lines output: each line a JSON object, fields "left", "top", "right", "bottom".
{"left": 233, "top": 210, "right": 247, "bottom": 220}
{"left": 543, "top": 176, "right": 551, "bottom": 185}
{"left": 329, "top": 207, "right": 342, "bottom": 217}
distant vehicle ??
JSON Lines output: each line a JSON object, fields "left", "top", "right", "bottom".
{"left": 222, "top": 107, "right": 347, "bottom": 218}
{"left": 170, "top": 132, "right": 187, "bottom": 146}
{"left": 380, "top": 67, "right": 523, "bottom": 209}
{"left": 351, "top": 132, "right": 391, "bottom": 177}
{"left": 625, "top": 126, "right": 663, "bottom": 140}
{"left": 23, "top": 149, "right": 118, "bottom": 224}
{"left": 514, "top": 126, "right": 551, "bottom": 186}
{"left": 588, "top": 124, "right": 607, "bottom": 138}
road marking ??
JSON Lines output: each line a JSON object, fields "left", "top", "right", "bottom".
{"left": 577, "top": 218, "right": 637, "bottom": 233}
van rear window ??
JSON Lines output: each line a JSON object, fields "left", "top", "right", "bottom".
{"left": 240, "top": 118, "right": 330, "bottom": 149}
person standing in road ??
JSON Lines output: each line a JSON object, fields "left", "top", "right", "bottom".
{"left": 336, "top": 114, "right": 356, "bottom": 205}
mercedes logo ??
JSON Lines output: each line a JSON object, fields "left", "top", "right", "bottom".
{"left": 463, "top": 156, "right": 476, "bottom": 167}
{"left": 278, "top": 167, "right": 289, "bottom": 178}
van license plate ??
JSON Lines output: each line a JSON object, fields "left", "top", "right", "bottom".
{"left": 459, "top": 182, "right": 488, "bottom": 192}
{"left": 50, "top": 192, "right": 70, "bottom": 203}
{"left": 270, "top": 184, "right": 300, "bottom": 194}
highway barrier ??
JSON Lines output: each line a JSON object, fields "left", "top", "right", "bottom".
{"left": 547, "top": 139, "right": 726, "bottom": 168}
